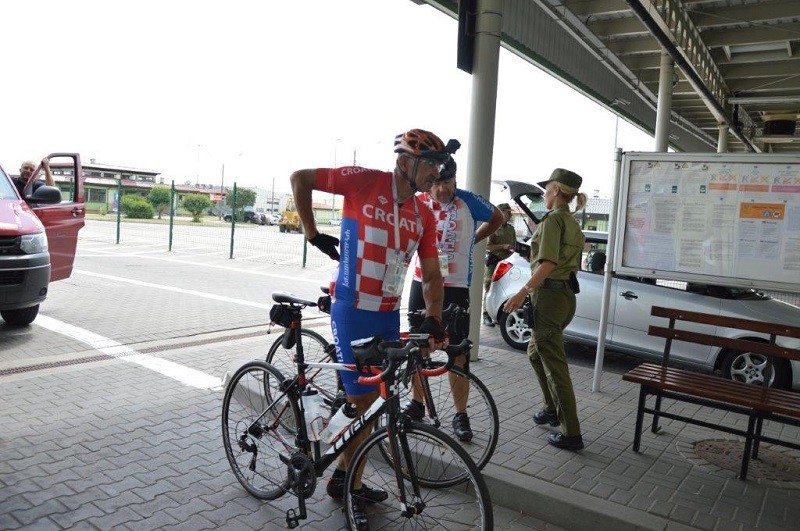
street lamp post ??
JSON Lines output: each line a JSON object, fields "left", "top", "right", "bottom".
{"left": 271, "top": 176, "right": 276, "bottom": 217}
{"left": 220, "top": 163, "right": 225, "bottom": 219}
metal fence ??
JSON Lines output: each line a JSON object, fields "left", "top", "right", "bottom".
{"left": 80, "top": 216, "right": 343, "bottom": 269}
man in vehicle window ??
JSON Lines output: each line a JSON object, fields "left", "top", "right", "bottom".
{"left": 13, "top": 159, "right": 55, "bottom": 197}
{"left": 406, "top": 148, "right": 505, "bottom": 441}
{"left": 290, "top": 128, "right": 450, "bottom": 531}
{"left": 482, "top": 202, "right": 516, "bottom": 326}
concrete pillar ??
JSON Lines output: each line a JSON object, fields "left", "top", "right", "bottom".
{"left": 466, "top": 0, "right": 503, "bottom": 360}
{"left": 717, "top": 124, "right": 729, "bottom": 153}
{"left": 654, "top": 50, "right": 674, "bottom": 152}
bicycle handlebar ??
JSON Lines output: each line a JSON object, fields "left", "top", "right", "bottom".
{"left": 355, "top": 338, "right": 471, "bottom": 386}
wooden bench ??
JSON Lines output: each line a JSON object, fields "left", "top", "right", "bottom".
{"left": 622, "top": 306, "right": 800, "bottom": 479}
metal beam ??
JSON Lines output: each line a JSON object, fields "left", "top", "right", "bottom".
{"left": 566, "top": 0, "right": 630, "bottom": 18}
{"left": 721, "top": 59, "right": 800, "bottom": 79}
{"left": 727, "top": 76, "right": 800, "bottom": 93}
{"left": 711, "top": 47, "right": 797, "bottom": 65}
{"left": 688, "top": 0, "right": 800, "bottom": 30}
{"left": 587, "top": 16, "right": 648, "bottom": 37}
{"left": 728, "top": 95, "right": 800, "bottom": 105}
{"left": 702, "top": 22, "right": 800, "bottom": 48}
{"left": 606, "top": 36, "right": 660, "bottom": 55}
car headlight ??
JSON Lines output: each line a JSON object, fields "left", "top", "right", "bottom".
{"left": 20, "top": 233, "right": 49, "bottom": 254}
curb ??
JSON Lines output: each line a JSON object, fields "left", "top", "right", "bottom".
{"left": 482, "top": 462, "right": 695, "bottom": 531}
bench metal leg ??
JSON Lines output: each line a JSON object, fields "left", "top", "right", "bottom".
{"left": 651, "top": 392, "right": 663, "bottom": 434}
{"left": 739, "top": 414, "right": 757, "bottom": 480}
{"left": 752, "top": 415, "right": 764, "bottom": 460}
{"left": 633, "top": 386, "right": 647, "bottom": 452}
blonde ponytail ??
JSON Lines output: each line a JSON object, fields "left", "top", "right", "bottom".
{"left": 555, "top": 182, "right": 588, "bottom": 213}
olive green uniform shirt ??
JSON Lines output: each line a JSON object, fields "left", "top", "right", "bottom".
{"left": 487, "top": 223, "right": 516, "bottom": 261}
{"left": 529, "top": 206, "right": 585, "bottom": 279}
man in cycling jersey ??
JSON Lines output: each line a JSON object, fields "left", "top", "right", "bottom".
{"left": 406, "top": 147, "right": 505, "bottom": 441}
{"left": 290, "top": 128, "right": 451, "bottom": 531}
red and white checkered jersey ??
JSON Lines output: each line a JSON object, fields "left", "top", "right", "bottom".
{"left": 413, "top": 189, "right": 495, "bottom": 288}
{"left": 316, "top": 167, "right": 438, "bottom": 311}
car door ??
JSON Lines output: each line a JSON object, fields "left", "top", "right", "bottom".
{"left": 663, "top": 283, "right": 717, "bottom": 368}
{"left": 608, "top": 276, "right": 672, "bottom": 359}
{"left": 568, "top": 270, "right": 616, "bottom": 343}
{"left": 26, "top": 153, "right": 84, "bottom": 281}
{"left": 609, "top": 277, "right": 715, "bottom": 369}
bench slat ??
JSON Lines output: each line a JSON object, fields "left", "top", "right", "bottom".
{"left": 623, "top": 364, "right": 800, "bottom": 417}
{"left": 650, "top": 306, "right": 800, "bottom": 339}
{"left": 647, "top": 326, "right": 800, "bottom": 361}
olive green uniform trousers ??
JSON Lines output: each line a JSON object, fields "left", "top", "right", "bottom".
{"left": 527, "top": 286, "right": 581, "bottom": 436}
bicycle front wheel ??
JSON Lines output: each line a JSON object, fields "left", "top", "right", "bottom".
{"left": 266, "top": 328, "right": 340, "bottom": 407}
{"left": 344, "top": 423, "right": 493, "bottom": 530}
{"left": 222, "top": 360, "right": 300, "bottom": 500}
{"left": 397, "top": 366, "right": 499, "bottom": 471}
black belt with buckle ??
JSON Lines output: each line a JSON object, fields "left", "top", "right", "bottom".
{"left": 541, "top": 278, "right": 570, "bottom": 290}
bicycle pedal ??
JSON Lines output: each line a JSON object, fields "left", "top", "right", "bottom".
{"left": 286, "top": 509, "right": 300, "bottom": 528}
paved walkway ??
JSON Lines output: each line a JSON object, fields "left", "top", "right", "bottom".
{"left": 2, "top": 320, "right": 798, "bottom": 530}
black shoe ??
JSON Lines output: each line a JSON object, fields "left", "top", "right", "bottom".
{"left": 401, "top": 399, "right": 425, "bottom": 421}
{"left": 327, "top": 475, "right": 388, "bottom": 504}
{"left": 546, "top": 433, "right": 584, "bottom": 451}
{"left": 532, "top": 409, "right": 560, "bottom": 427}
{"left": 482, "top": 314, "right": 495, "bottom": 327}
{"left": 347, "top": 496, "right": 370, "bottom": 531}
{"left": 452, "top": 412, "right": 473, "bottom": 442}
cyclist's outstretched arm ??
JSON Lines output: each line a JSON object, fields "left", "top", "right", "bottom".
{"left": 474, "top": 205, "right": 504, "bottom": 243}
{"left": 290, "top": 170, "right": 318, "bottom": 237}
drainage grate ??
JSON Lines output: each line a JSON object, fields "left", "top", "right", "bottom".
{"left": 0, "top": 354, "right": 112, "bottom": 376}
{"left": 694, "top": 439, "right": 800, "bottom": 482}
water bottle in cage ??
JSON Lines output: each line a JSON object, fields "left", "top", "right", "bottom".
{"left": 301, "top": 389, "right": 327, "bottom": 441}
{"left": 321, "top": 401, "right": 358, "bottom": 444}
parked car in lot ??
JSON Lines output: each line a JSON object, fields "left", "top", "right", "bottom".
{"left": 328, "top": 218, "right": 342, "bottom": 226}
{"left": 223, "top": 211, "right": 264, "bottom": 224}
{"left": 485, "top": 180, "right": 800, "bottom": 390}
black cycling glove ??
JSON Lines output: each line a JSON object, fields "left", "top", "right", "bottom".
{"left": 419, "top": 316, "right": 448, "bottom": 341}
{"left": 308, "top": 233, "right": 340, "bottom": 261}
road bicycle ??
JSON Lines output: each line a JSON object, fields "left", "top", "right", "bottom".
{"left": 265, "top": 290, "right": 499, "bottom": 471}
{"left": 222, "top": 292, "right": 493, "bottom": 530}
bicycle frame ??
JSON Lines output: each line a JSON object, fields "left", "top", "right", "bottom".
{"left": 249, "top": 348, "right": 429, "bottom": 526}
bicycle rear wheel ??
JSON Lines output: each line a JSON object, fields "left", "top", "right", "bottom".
{"left": 396, "top": 366, "right": 499, "bottom": 471}
{"left": 222, "top": 360, "right": 300, "bottom": 500}
{"left": 344, "top": 423, "right": 493, "bottom": 530}
{"left": 266, "top": 328, "right": 340, "bottom": 411}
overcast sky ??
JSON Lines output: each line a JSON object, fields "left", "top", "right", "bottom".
{"left": 2, "top": 0, "right": 655, "bottom": 201}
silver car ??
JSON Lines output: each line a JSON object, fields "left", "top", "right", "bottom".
{"left": 484, "top": 181, "right": 800, "bottom": 390}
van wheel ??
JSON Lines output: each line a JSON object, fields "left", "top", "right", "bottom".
{"left": 720, "top": 349, "right": 791, "bottom": 389}
{"left": 1, "top": 305, "right": 40, "bottom": 326}
{"left": 498, "top": 308, "right": 531, "bottom": 351}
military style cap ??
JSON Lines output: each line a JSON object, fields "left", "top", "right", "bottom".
{"left": 497, "top": 203, "right": 512, "bottom": 211}
{"left": 537, "top": 168, "right": 583, "bottom": 190}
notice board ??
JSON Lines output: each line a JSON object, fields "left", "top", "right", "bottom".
{"left": 613, "top": 152, "right": 800, "bottom": 292}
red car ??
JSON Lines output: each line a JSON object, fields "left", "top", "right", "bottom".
{"left": 0, "top": 154, "right": 84, "bottom": 325}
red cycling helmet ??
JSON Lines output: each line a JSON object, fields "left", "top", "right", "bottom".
{"left": 393, "top": 129, "right": 449, "bottom": 162}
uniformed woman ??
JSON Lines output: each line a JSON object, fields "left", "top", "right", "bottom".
{"left": 503, "top": 168, "right": 587, "bottom": 451}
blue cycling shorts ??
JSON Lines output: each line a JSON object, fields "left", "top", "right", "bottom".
{"left": 331, "top": 302, "right": 400, "bottom": 396}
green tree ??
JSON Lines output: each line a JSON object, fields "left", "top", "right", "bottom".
{"left": 120, "top": 195, "right": 154, "bottom": 219}
{"left": 225, "top": 187, "right": 257, "bottom": 220}
{"left": 183, "top": 194, "right": 212, "bottom": 222}
{"left": 148, "top": 185, "right": 171, "bottom": 219}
